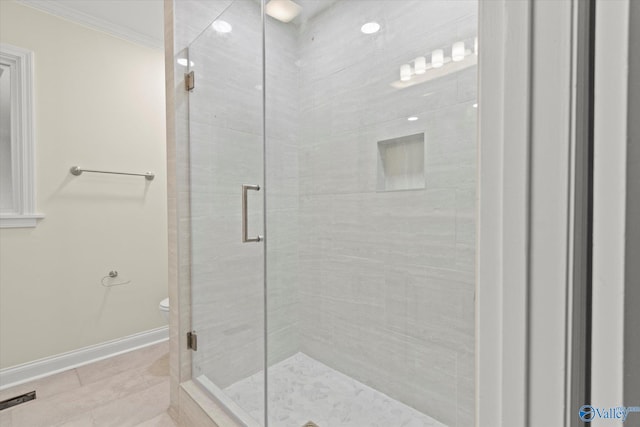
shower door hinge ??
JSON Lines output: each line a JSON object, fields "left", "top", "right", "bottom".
{"left": 187, "top": 331, "right": 197, "bottom": 351}
{"left": 185, "top": 71, "right": 195, "bottom": 91}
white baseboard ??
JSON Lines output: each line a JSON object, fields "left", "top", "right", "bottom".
{"left": 0, "top": 326, "right": 169, "bottom": 391}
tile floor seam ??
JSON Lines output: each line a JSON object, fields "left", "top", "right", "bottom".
{"left": 0, "top": 342, "right": 173, "bottom": 427}
{"left": 87, "top": 380, "right": 170, "bottom": 427}
{"left": 72, "top": 368, "right": 84, "bottom": 388}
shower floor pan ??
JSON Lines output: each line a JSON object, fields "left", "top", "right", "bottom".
{"left": 218, "top": 352, "right": 447, "bottom": 427}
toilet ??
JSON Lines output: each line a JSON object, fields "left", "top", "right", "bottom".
{"left": 159, "top": 297, "right": 169, "bottom": 322}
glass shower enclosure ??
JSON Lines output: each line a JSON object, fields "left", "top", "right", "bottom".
{"left": 186, "top": 1, "right": 477, "bottom": 426}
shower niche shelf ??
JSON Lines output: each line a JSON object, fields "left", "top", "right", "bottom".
{"left": 377, "top": 132, "right": 425, "bottom": 191}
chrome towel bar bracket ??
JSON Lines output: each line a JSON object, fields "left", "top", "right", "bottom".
{"left": 70, "top": 166, "right": 155, "bottom": 181}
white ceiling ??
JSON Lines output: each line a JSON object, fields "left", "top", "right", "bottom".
{"left": 17, "top": 0, "right": 164, "bottom": 49}
{"left": 16, "top": 0, "right": 338, "bottom": 50}
{"left": 290, "top": 0, "right": 338, "bottom": 25}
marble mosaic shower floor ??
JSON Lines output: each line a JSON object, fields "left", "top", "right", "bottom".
{"left": 223, "top": 352, "right": 447, "bottom": 427}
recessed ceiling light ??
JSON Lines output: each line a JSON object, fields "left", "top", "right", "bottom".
{"left": 473, "top": 103, "right": 478, "bottom": 108}
{"left": 266, "top": 0, "right": 302, "bottom": 23}
{"left": 361, "top": 22, "right": 380, "bottom": 34}
{"left": 408, "top": 116, "right": 418, "bottom": 121}
{"left": 212, "top": 20, "right": 232, "bottom": 33}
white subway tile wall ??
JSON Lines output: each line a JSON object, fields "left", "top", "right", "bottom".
{"left": 175, "top": 1, "right": 477, "bottom": 426}
{"left": 292, "top": 2, "right": 476, "bottom": 426}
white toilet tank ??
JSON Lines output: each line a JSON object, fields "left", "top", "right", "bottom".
{"left": 159, "top": 297, "right": 169, "bottom": 322}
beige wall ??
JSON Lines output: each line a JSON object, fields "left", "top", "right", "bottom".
{"left": 0, "top": 1, "right": 168, "bottom": 369}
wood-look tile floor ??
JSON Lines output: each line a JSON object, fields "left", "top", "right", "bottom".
{"left": 0, "top": 341, "right": 177, "bottom": 427}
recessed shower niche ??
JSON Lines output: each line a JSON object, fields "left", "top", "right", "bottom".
{"left": 377, "top": 132, "right": 425, "bottom": 191}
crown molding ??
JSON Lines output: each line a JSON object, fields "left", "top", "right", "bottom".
{"left": 16, "top": 0, "right": 163, "bottom": 50}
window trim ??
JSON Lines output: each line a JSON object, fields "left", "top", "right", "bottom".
{"left": 0, "top": 43, "right": 43, "bottom": 228}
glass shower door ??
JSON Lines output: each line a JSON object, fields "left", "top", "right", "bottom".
{"left": 187, "top": 1, "right": 265, "bottom": 425}
{"left": 184, "top": 0, "right": 477, "bottom": 426}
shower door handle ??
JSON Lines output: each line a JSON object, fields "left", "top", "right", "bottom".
{"left": 242, "top": 184, "right": 263, "bottom": 243}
